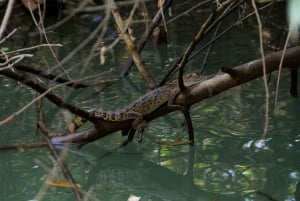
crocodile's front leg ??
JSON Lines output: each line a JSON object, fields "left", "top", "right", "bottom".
{"left": 136, "top": 120, "right": 148, "bottom": 142}
{"left": 130, "top": 114, "right": 148, "bottom": 142}
{"left": 163, "top": 90, "right": 195, "bottom": 145}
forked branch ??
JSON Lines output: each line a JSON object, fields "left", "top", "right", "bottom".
{"left": 49, "top": 45, "right": 300, "bottom": 145}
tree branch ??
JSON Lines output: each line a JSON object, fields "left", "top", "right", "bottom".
{"left": 0, "top": 69, "right": 97, "bottom": 125}
{"left": 50, "top": 45, "right": 300, "bottom": 145}
{"left": 120, "top": 0, "right": 173, "bottom": 76}
{"left": 110, "top": 0, "right": 156, "bottom": 88}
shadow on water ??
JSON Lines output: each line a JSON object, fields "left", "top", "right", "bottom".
{"left": 79, "top": 143, "right": 242, "bottom": 201}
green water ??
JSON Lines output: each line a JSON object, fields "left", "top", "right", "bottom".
{"left": 1, "top": 1, "right": 300, "bottom": 201}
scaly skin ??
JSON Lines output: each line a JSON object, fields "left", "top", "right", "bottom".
{"left": 67, "top": 73, "right": 204, "bottom": 134}
{"left": 89, "top": 83, "right": 178, "bottom": 129}
{"left": 67, "top": 83, "right": 178, "bottom": 134}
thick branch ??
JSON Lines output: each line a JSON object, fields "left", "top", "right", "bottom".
{"left": 0, "top": 60, "right": 89, "bottom": 88}
{"left": 0, "top": 69, "right": 96, "bottom": 123}
{"left": 50, "top": 45, "right": 300, "bottom": 145}
{"left": 181, "top": 45, "right": 300, "bottom": 106}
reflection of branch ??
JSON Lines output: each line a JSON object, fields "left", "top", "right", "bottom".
{"left": 50, "top": 46, "right": 300, "bottom": 145}
{"left": 121, "top": 0, "right": 174, "bottom": 76}
{"left": 110, "top": 0, "right": 156, "bottom": 88}
{"left": 0, "top": 142, "right": 47, "bottom": 150}
{"left": 38, "top": 117, "right": 83, "bottom": 201}
{"left": 251, "top": 0, "right": 269, "bottom": 138}
{"left": 256, "top": 191, "right": 278, "bottom": 201}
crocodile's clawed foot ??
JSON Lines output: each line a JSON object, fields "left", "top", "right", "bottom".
{"left": 136, "top": 121, "right": 148, "bottom": 143}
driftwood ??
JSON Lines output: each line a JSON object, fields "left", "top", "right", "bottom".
{"left": 49, "top": 45, "right": 300, "bottom": 146}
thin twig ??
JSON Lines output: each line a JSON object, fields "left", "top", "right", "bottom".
{"left": 110, "top": 0, "right": 156, "bottom": 88}
{"left": 44, "top": 0, "right": 91, "bottom": 31}
{"left": 38, "top": 119, "right": 83, "bottom": 201}
{"left": 7, "top": 61, "right": 89, "bottom": 88}
{"left": 0, "top": 27, "right": 19, "bottom": 44}
{"left": 177, "top": 0, "right": 235, "bottom": 90}
{"left": 0, "top": 54, "right": 33, "bottom": 70}
{"left": 33, "top": 156, "right": 67, "bottom": 200}
{"left": 159, "top": 0, "right": 242, "bottom": 87}
{"left": 251, "top": 0, "right": 270, "bottom": 138}
{"left": 200, "top": 20, "right": 222, "bottom": 74}
{"left": 166, "top": 0, "right": 211, "bottom": 25}
{"left": 53, "top": 21, "right": 104, "bottom": 68}
{"left": 121, "top": 0, "right": 173, "bottom": 77}
{"left": 0, "top": 43, "right": 63, "bottom": 56}
{"left": 274, "top": 30, "right": 292, "bottom": 104}
{"left": 27, "top": 1, "right": 72, "bottom": 80}
{"left": 0, "top": 0, "right": 15, "bottom": 40}
{"left": 75, "top": 0, "right": 151, "bottom": 13}
{"left": 0, "top": 68, "right": 113, "bottom": 125}
{"left": 81, "top": 6, "right": 112, "bottom": 72}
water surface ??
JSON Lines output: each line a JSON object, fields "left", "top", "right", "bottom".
{"left": 0, "top": 1, "right": 299, "bottom": 201}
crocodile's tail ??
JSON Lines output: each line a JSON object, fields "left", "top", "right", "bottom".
{"left": 90, "top": 109, "right": 141, "bottom": 121}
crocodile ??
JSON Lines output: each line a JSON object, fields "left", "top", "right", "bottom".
{"left": 67, "top": 73, "right": 204, "bottom": 142}
{"left": 67, "top": 82, "right": 178, "bottom": 134}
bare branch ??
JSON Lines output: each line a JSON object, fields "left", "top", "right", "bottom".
{"left": 251, "top": 0, "right": 269, "bottom": 137}
{"left": 110, "top": 0, "right": 156, "bottom": 88}
{"left": 38, "top": 119, "right": 83, "bottom": 201}
{"left": 0, "top": 0, "right": 15, "bottom": 40}
{"left": 50, "top": 46, "right": 300, "bottom": 145}
{"left": 0, "top": 69, "right": 113, "bottom": 125}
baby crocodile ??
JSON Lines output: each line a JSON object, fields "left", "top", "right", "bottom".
{"left": 67, "top": 73, "right": 204, "bottom": 139}
{"left": 67, "top": 82, "right": 179, "bottom": 134}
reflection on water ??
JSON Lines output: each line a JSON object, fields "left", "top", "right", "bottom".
{"left": 0, "top": 1, "right": 299, "bottom": 201}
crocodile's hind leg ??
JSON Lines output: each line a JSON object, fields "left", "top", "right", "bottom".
{"left": 131, "top": 115, "right": 148, "bottom": 143}
{"left": 136, "top": 120, "right": 148, "bottom": 143}
{"left": 121, "top": 121, "right": 146, "bottom": 145}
